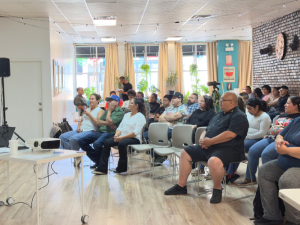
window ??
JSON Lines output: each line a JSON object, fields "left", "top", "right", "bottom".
{"left": 132, "top": 45, "right": 159, "bottom": 92}
{"left": 182, "top": 44, "right": 208, "bottom": 94}
{"left": 75, "top": 46, "right": 105, "bottom": 98}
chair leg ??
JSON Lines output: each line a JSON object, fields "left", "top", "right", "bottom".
{"left": 247, "top": 162, "right": 256, "bottom": 195}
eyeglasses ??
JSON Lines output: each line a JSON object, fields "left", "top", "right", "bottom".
{"left": 219, "top": 98, "right": 232, "bottom": 102}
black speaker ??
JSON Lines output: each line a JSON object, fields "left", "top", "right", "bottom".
{"left": 0, "top": 58, "right": 10, "bottom": 77}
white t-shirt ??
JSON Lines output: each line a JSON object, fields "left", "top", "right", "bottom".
{"left": 80, "top": 107, "right": 102, "bottom": 131}
{"left": 117, "top": 112, "right": 146, "bottom": 143}
{"left": 246, "top": 111, "right": 271, "bottom": 139}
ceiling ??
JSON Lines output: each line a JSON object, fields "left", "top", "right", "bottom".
{"left": 0, "top": 0, "right": 299, "bottom": 44}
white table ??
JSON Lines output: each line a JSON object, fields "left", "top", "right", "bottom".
{"left": 279, "top": 189, "right": 300, "bottom": 211}
{"left": 0, "top": 148, "right": 88, "bottom": 224}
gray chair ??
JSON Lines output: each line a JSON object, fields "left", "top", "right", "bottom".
{"left": 152, "top": 125, "right": 194, "bottom": 181}
{"left": 127, "top": 123, "right": 169, "bottom": 175}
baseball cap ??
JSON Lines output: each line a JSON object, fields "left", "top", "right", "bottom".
{"left": 173, "top": 92, "right": 183, "bottom": 99}
{"left": 280, "top": 85, "right": 289, "bottom": 90}
{"left": 105, "top": 95, "right": 120, "bottom": 104}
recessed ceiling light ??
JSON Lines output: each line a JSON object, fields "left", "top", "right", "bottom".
{"left": 166, "top": 36, "right": 183, "bottom": 41}
{"left": 93, "top": 16, "right": 117, "bottom": 26}
{"left": 101, "top": 37, "right": 116, "bottom": 42}
{"left": 192, "top": 15, "right": 217, "bottom": 20}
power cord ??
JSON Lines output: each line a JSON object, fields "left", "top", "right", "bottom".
{"left": 0, "top": 161, "right": 58, "bottom": 209}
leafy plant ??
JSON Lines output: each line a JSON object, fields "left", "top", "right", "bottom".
{"left": 183, "top": 91, "right": 190, "bottom": 104}
{"left": 84, "top": 87, "right": 97, "bottom": 100}
{"left": 211, "top": 89, "right": 221, "bottom": 113}
{"left": 165, "top": 71, "right": 178, "bottom": 88}
{"left": 149, "top": 85, "right": 161, "bottom": 93}
{"left": 115, "top": 72, "right": 130, "bottom": 89}
{"left": 189, "top": 64, "right": 209, "bottom": 96}
{"left": 137, "top": 64, "right": 151, "bottom": 94}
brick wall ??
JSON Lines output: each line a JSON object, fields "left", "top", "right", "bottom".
{"left": 252, "top": 10, "right": 300, "bottom": 96}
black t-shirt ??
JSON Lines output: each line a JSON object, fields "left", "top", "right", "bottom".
{"left": 155, "top": 106, "right": 166, "bottom": 115}
{"left": 275, "top": 94, "right": 290, "bottom": 112}
{"left": 122, "top": 82, "right": 133, "bottom": 101}
{"left": 205, "top": 107, "right": 249, "bottom": 151}
{"left": 186, "top": 109, "right": 216, "bottom": 128}
{"left": 149, "top": 102, "right": 160, "bottom": 114}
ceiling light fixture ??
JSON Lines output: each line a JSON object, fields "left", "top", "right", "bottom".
{"left": 283, "top": 3, "right": 286, "bottom": 7}
{"left": 166, "top": 36, "right": 183, "bottom": 41}
{"left": 239, "top": 13, "right": 241, "bottom": 17}
{"left": 101, "top": 37, "right": 116, "bottom": 42}
{"left": 93, "top": 16, "right": 117, "bottom": 26}
{"left": 192, "top": 15, "right": 217, "bottom": 20}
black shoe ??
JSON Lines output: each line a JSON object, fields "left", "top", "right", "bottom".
{"left": 113, "top": 169, "right": 127, "bottom": 174}
{"left": 164, "top": 184, "right": 187, "bottom": 195}
{"left": 154, "top": 156, "right": 167, "bottom": 166}
{"left": 210, "top": 189, "right": 222, "bottom": 204}
{"left": 229, "top": 174, "right": 240, "bottom": 183}
{"left": 90, "top": 163, "right": 98, "bottom": 170}
{"left": 91, "top": 168, "right": 107, "bottom": 175}
{"left": 254, "top": 217, "right": 283, "bottom": 225}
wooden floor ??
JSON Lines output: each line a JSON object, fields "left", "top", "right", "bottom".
{"left": 0, "top": 149, "right": 257, "bottom": 225}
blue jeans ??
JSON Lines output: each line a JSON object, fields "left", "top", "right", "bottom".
{"left": 60, "top": 130, "right": 93, "bottom": 150}
{"left": 78, "top": 131, "right": 114, "bottom": 164}
{"left": 226, "top": 138, "right": 262, "bottom": 176}
{"left": 245, "top": 138, "right": 278, "bottom": 180}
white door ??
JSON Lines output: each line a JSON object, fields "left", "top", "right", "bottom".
{"left": 4, "top": 61, "right": 43, "bottom": 142}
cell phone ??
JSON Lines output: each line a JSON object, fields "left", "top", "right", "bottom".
{"left": 83, "top": 106, "right": 86, "bottom": 112}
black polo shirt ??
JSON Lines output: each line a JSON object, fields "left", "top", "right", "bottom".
{"left": 205, "top": 106, "right": 249, "bottom": 150}
{"left": 275, "top": 94, "right": 290, "bottom": 112}
{"left": 121, "top": 82, "right": 133, "bottom": 101}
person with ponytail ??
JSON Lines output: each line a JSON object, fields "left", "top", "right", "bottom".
{"left": 226, "top": 98, "right": 271, "bottom": 183}
{"left": 92, "top": 98, "right": 147, "bottom": 175}
{"left": 238, "top": 96, "right": 300, "bottom": 186}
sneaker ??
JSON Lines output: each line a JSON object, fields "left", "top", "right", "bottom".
{"left": 113, "top": 169, "right": 127, "bottom": 174}
{"left": 164, "top": 184, "right": 187, "bottom": 195}
{"left": 73, "top": 157, "right": 81, "bottom": 167}
{"left": 210, "top": 189, "right": 222, "bottom": 204}
{"left": 237, "top": 178, "right": 257, "bottom": 187}
{"left": 92, "top": 168, "right": 107, "bottom": 175}
{"left": 90, "top": 163, "right": 98, "bottom": 170}
{"left": 253, "top": 217, "right": 283, "bottom": 225}
{"left": 154, "top": 156, "right": 167, "bottom": 166}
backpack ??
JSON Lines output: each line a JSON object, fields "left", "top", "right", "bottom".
{"left": 252, "top": 185, "right": 285, "bottom": 220}
{"left": 50, "top": 123, "right": 62, "bottom": 138}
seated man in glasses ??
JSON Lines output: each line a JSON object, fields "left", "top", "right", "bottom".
{"left": 164, "top": 92, "right": 249, "bottom": 204}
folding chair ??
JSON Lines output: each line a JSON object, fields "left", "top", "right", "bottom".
{"left": 152, "top": 125, "right": 194, "bottom": 181}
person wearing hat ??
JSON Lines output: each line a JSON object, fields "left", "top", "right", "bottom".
{"left": 104, "top": 91, "right": 123, "bottom": 109}
{"left": 78, "top": 95, "right": 124, "bottom": 169}
{"left": 268, "top": 86, "right": 290, "bottom": 120}
{"left": 151, "top": 92, "right": 188, "bottom": 164}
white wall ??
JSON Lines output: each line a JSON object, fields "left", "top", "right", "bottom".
{"left": 0, "top": 18, "right": 52, "bottom": 138}
{"left": 50, "top": 30, "right": 75, "bottom": 124}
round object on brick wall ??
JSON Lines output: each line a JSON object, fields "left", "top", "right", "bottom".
{"left": 275, "top": 32, "right": 286, "bottom": 60}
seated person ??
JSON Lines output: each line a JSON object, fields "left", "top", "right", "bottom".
{"left": 149, "top": 93, "right": 160, "bottom": 119}
{"left": 78, "top": 95, "right": 124, "bottom": 169}
{"left": 268, "top": 86, "right": 290, "bottom": 120}
{"left": 60, "top": 94, "right": 102, "bottom": 166}
{"left": 266, "top": 87, "right": 280, "bottom": 112}
{"left": 261, "top": 85, "right": 272, "bottom": 102}
{"left": 122, "top": 89, "right": 136, "bottom": 109}
{"left": 246, "top": 86, "right": 255, "bottom": 99}
{"left": 227, "top": 99, "right": 271, "bottom": 183}
{"left": 92, "top": 98, "right": 147, "bottom": 175}
{"left": 148, "top": 94, "right": 172, "bottom": 128}
{"left": 238, "top": 96, "right": 246, "bottom": 113}
{"left": 239, "top": 92, "right": 249, "bottom": 104}
{"left": 254, "top": 88, "right": 264, "bottom": 100}
{"left": 146, "top": 92, "right": 188, "bottom": 164}
{"left": 136, "top": 91, "right": 150, "bottom": 116}
{"left": 164, "top": 93, "right": 249, "bottom": 204}
{"left": 185, "top": 93, "right": 200, "bottom": 116}
{"left": 255, "top": 117, "right": 300, "bottom": 225}
{"left": 186, "top": 96, "right": 215, "bottom": 143}
{"left": 105, "top": 91, "right": 123, "bottom": 109}
{"left": 238, "top": 96, "right": 300, "bottom": 186}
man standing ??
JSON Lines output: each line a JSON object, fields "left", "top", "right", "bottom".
{"left": 268, "top": 86, "right": 290, "bottom": 120}
{"left": 118, "top": 76, "right": 132, "bottom": 101}
{"left": 185, "top": 93, "right": 200, "bottom": 116}
{"left": 78, "top": 95, "right": 124, "bottom": 169}
{"left": 164, "top": 92, "right": 249, "bottom": 204}
{"left": 74, "top": 87, "right": 88, "bottom": 116}
{"left": 246, "top": 86, "right": 255, "bottom": 99}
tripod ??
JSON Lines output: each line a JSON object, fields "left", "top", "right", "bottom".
{"left": 1, "top": 77, "right": 25, "bottom": 143}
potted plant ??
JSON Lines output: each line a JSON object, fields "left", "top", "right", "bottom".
{"left": 137, "top": 64, "right": 151, "bottom": 95}
{"left": 165, "top": 71, "right": 178, "bottom": 95}
{"left": 115, "top": 72, "right": 130, "bottom": 89}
